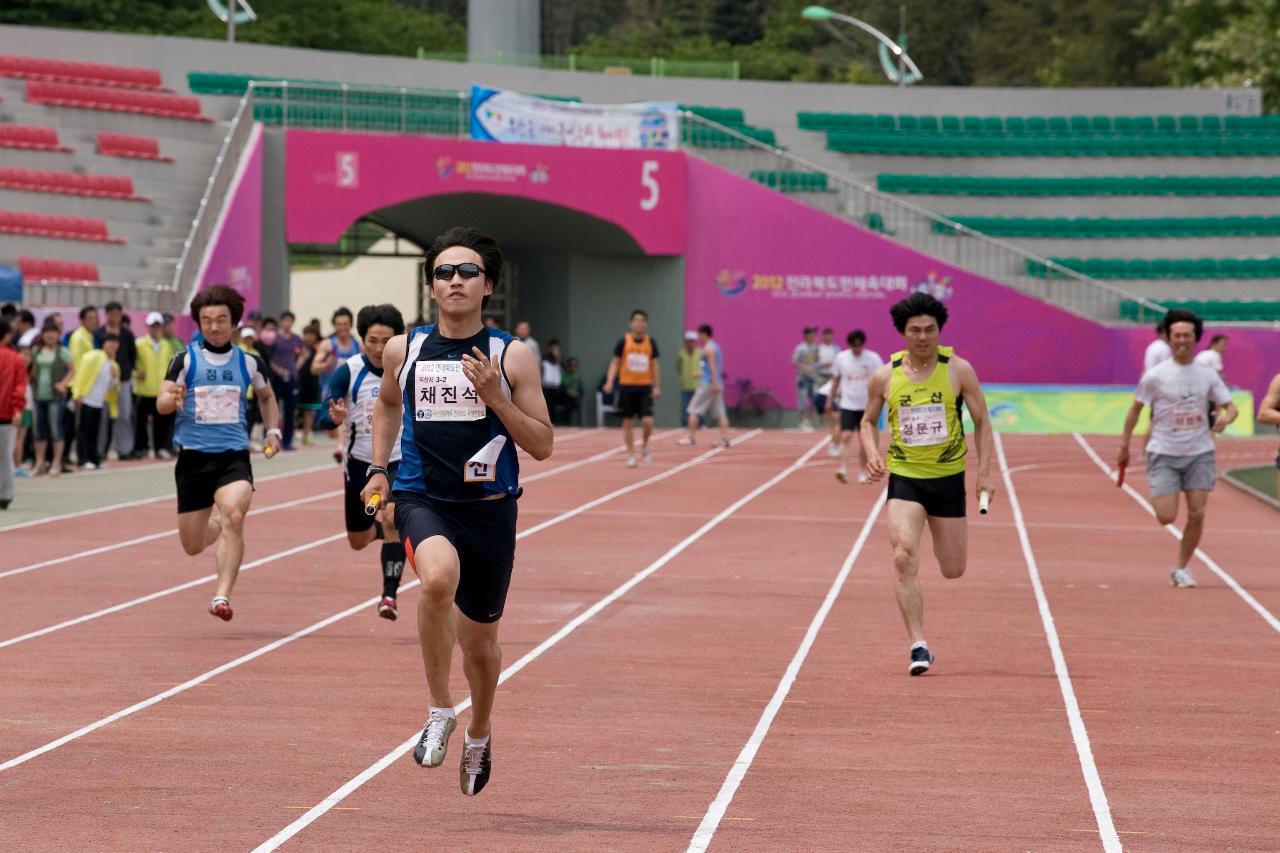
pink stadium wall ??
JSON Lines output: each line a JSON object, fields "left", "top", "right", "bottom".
{"left": 683, "top": 157, "right": 1280, "bottom": 405}
{"left": 196, "top": 125, "right": 263, "bottom": 315}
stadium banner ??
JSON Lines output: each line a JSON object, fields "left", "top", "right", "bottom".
{"left": 194, "top": 123, "right": 263, "bottom": 314}
{"left": 684, "top": 156, "right": 1280, "bottom": 409}
{"left": 285, "top": 131, "right": 686, "bottom": 255}
{"left": 966, "top": 386, "right": 1254, "bottom": 436}
{"left": 469, "top": 85, "right": 678, "bottom": 150}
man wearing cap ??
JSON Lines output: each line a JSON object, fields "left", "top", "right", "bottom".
{"left": 793, "top": 326, "right": 821, "bottom": 431}
{"left": 677, "top": 330, "right": 702, "bottom": 424}
{"left": 134, "top": 311, "right": 178, "bottom": 459}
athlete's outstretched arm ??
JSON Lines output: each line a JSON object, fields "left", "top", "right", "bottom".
{"left": 860, "top": 365, "right": 891, "bottom": 482}
{"left": 1258, "top": 373, "right": 1280, "bottom": 426}
{"left": 361, "top": 334, "right": 406, "bottom": 505}
{"left": 1118, "top": 400, "right": 1145, "bottom": 470}
{"left": 955, "top": 359, "right": 996, "bottom": 500}
{"left": 463, "top": 339, "right": 553, "bottom": 460}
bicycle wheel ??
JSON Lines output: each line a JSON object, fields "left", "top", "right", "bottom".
{"left": 738, "top": 389, "right": 783, "bottom": 429}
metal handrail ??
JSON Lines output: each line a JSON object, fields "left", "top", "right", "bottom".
{"left": 678, "top": 111, "right": 1170, "bottom": 323}
{"left": 170, "top": 81, "right": 258, "bottom": 307}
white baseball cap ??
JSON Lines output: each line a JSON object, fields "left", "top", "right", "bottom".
{"left": 684, "top": 330, "right": 698, "bottom": 341}
{"left": 145, "top": 311, "right": 164, "bottom": 326}
{"left": 239, "top": 325, "right": 257, "bottom": 339}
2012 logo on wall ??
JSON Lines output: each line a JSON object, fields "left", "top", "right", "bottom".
{"left": 715, "top": 269, "right": 749, "bottom": 297}
{"left": 530, "top": 163, "right": 550, "bottom": 184}
{"left": 436, "top": 156, "right": 455, "bottom": 179}
{"left": 913, "top": 270, "right": 953, "bottom": 301}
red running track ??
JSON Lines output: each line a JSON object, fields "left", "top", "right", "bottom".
{"left": 0, "top": 430, "right": 1276, "bottom": 851}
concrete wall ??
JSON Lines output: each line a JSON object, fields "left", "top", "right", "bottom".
{"left": 289, "top": 240, "right": 420, "bottom": 331}
{"left": 468, "top": 0, "right": 539, "bottom": 64}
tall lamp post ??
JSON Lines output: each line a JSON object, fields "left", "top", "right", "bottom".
{"left": 801, "top": 5, "right": 922, "bottom": 87}
{"left": 206, "top": 0, "right": 258, "bottom": 43}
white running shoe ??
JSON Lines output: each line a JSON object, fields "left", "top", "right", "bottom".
{"left": 459, "top": 736, "right": 492, "bottom": 796}
{"left": 1170, "top": 567, "right": 1198, "bottom": 588}
{"left": 626, "top": 455, "right": 638, "bottom": 468}
{"left": 826, "top": 444, "right": 841, "bottom": 458}
{"left": 857, "top": 470, "right": 870, "bottom": 485}
{"left": 641, "top": 448, "right": 652, "bottom": 464}
{"left": 676, "top": 437, "right": 696, "bottom": 446}
{"left": 799, "top": 421, "right": 815, "bottom": 432}
{"left": 413, "top": 709, "right": 457, "bottom": 768}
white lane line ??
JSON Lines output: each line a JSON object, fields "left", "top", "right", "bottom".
{"left": 0, "top": 533, "right": 348, "bottom": 650}
{"left": 0, "top": 462, "right": 336, "bottom": 533}
{"left": 3, "top": 431, "right": 657, "bottom": 582}
{"left": 0, "top": 432, "right": 680, "bottom": 637}
{"left": 1, "top": 490, "right": 343, "bottom": 581}
{"left": 251, "top": 435, "right": 829, "bottom": 852}
{"left": 0, "top": 431, "right": 781, "bottom": 770}
{"left": 1073, "top": 432, "right": 1280, "bottom": 634}
{"left": 999, "top": 433, "right": 1122, "bottom": 853}
{"left": 687, "top": 489, "right": 886, "bottom": 853}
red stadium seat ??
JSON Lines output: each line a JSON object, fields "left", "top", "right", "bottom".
{"left": 0, "top": 166, "right": 142, "bottom": 199}
{"left": 96, "top": 132, "right": 174, "bottom": 162}
{"left": 0, "top": 55, "right": 165, "bottom": 90}
{"left": 18, "top": 256, "right": 101, "bottom": 282}
{"left": 26, "top": 81, "right": 210, "bottom": 122}
{"left": 0, "top": 210, "right": 124, "bottom": 243}
{"left": 0, "top": 124, "right": 71, "bottom": 152}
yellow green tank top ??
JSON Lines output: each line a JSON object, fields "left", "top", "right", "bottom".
{"left": 886, "top": 346, "right": 967, "bottom": 479}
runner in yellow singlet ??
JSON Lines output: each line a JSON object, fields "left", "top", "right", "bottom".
{"left": 861, "top": 293, "right": 996, "bottom": 676}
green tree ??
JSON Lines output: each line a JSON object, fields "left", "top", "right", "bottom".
{"left": 1143, "top": 0, "right": 1280, "bottom": 110}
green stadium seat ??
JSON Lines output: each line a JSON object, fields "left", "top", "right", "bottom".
{"left": 1004, "top": 116, "right": 1026, "bottom": 135}
{"left": 1090, "top": 115, "right": 1112, "bottom": 133}
{"left": 939, "top": 115, "right": 960, "bottom": 133}
{"left": 982, "top": 116, "right": 1003, "bottom": 135}
{"left": 918, "top": 115, "right": 939, "bottom": 133}
{"left": 1133, "top": 116, "right": 1156, "bottom": 134}
{"left": 1156, "top": 115, "right": 1177, "bottom": 132}
{"left": 1178, "top": 114, "right": 1200, "bottom": 132}
{"left": 1047, "top": 116, "right": 1070, "bottom": 135}
{"left": 898, "top": 114, "right": 919, "bottom": 132}
{"left": 874, "top": 114, "right": 896, "bottom": 131}
{"left": 1069, "top": 115, "right": 1090, "bottom": 134}
{"left": 1026, "top": 116, "right": 1048, "bottom": 135}
{"left": 1150, "top": 258, "right": 1174, "bottom": 278}
{"left": 1201, "top": 115, "right": 1222, "bottom": 133}
{"left": 1113, "top": 116, "right": 1134, "bottom": 134}
{"left": 1124, "top": 258, "right": 1151, "bottom": 278}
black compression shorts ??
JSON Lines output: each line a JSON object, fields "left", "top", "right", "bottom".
{"left": 888, "top": 471, "right": 966, "bottom": 518}
{"left": 344, "top": 457, "right": 399, "bottom": 532}
{"left": 175, "top": 449, "right": 253, "bottom": 514}
{"left": 839, "top": 409, "right": 865, "bottom": 432}
{"left": 615, "top": 386, "right": 654, "bottom": 419}
{"left": 394, "top": 491, "right": 518, "bottom": 623}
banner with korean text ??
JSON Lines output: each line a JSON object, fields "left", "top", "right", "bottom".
{"left": 470, "top": 85, "right": 678, "bottom": 150}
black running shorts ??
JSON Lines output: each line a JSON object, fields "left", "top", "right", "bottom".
{"left": 394, "top": 491, "right": 518, "bottom": 623}
{"left": 175, "top": 449, "right": 253, "bottom": 514}
{"left": 839, "top": 409, "right": 865, "bottom": 432}
{"left": 888, "top": 471, "right": 966, "bottom": 518}
{"left": 344, "top": 457, "right": 399, "bottom": 532}
{"left": 615, "top": 386, "right": 654, "bottom": 419}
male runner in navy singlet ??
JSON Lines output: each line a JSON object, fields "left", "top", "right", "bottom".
{"left": 362, "top": 227, "right": 553, "bottom": 796}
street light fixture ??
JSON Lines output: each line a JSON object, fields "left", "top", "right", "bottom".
{"left": 206, "top": 0, "right": 258, "bottom": 43}
{"left": 802, "top": 5, "right": 923, "bottom": 87}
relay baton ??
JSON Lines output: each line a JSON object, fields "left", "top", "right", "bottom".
{"left": 364, "top": 493, "right": 383, "bottom": 516}
{"left": 1116, "top": 461, "right": 1127, "bottom": 488}
{"left": 263, "top": 444, "right": 277, "bottom": 459}
{"left": 978, "top": 490, "right": 991, "bottom": 515}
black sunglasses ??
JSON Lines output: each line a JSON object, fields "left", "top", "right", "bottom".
{"left": 432, "top": 262, "right": 485, "bottom": 281}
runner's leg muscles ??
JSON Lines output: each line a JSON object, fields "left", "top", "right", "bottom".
{"left": 412, "top": 535, "right": 460, "bottom": 708}
{"left": 177, "top": 506, "right": 217, "bottom": 556}
{"left": 887, "top": 499, "right": 929, "bottom": 643}
{"left": 927, "top": 515, "right": 968, "bottom": 579}
{"left": 456, "top": 612, "right": 502, "bottom": 739}
{"left": 1177, "top": 489, "right": 1210, "bottom": 568}
{"left": 211, "top": 480, "right": 253, "bottom": 598}
{"left": 1150, "top": 492, "right": 1180, "bottom": 526}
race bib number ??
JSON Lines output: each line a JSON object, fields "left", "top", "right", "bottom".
{"left": 464, "top": 435, "right": 507, "bottom": 483}
{"left": 1172, "top": 400, "right": 1205, "bottom": 432}
{"left": 899, "top": 403, "right": 948, "bottom": 446}
{"left": 626, "top": 352, "right": 650, "bottom": 375}
{"left": 414, "top": 361, "right": 484, "bottom": 421}
{"left": 194, "top": 385, "right": 241, "bottom": 425}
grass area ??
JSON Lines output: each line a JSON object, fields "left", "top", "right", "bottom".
{"left": 1224, "top": 464, "right": 1279, "bottom": 507}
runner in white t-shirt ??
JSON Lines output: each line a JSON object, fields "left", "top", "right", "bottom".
{"left": 827, "top": 329, "right": 884, "bottom": 484}
{"left": 1119, "top": 309, "right": 1236, "bottom": 589}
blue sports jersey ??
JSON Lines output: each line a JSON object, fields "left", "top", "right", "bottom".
{"left": 173, "top": 343, "right": 251, "bottom": 452}
{"left": 392, "top": 324, "right": 520, "bottom": 501}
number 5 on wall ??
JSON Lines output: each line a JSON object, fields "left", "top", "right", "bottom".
{"left": 640, "top": 160, "right": 659, "bottom": 211}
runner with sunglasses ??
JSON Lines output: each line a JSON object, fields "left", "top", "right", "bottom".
{"left": 361, "top": 227, "right": 553, "bottom": 796}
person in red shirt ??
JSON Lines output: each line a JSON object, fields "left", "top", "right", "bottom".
{"left": 0, "top": 319, "right": 30, "bottom": 509}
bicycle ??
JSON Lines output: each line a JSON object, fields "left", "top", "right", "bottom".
{"left": 727, "top": 376, "right": 783, "bottom": 429}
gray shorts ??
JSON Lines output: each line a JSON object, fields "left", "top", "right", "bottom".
{"left": 1146, "top": 450, "right": 1216, "bottom": 497}
{"left": 688, "top": 384, "right": 727, "bottom": 421}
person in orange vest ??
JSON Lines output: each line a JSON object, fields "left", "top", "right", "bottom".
{"left": 603, "top": 309, "right": 662, "bottom": 468}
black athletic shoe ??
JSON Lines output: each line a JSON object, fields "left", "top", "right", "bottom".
{"left": 909, "top": 646, "right": 934, "bottom": 676}
{"left": 459, "top": 736, "right": 492, "bottom": 796}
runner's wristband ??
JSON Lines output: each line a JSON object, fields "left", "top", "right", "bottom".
{"left": 266, "top": 428, "right": 283, "bottom": 438}
{"left": 366, "top": 464, "right": 390, "bottom": 481}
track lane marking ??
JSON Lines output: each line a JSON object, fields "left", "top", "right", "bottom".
{"left": 251, "top": 434, "right": 825, "bottom": 852}
{"left": 1000, "top": 433, "right": 1123, "bottom": 853}
{"left": 1073, "top": 432, "right": 1280, "bottom": 635}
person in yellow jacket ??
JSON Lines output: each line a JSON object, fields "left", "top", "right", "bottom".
{"left": 134, "top": 312, "right": 178, "bottom": 459}
{"left": 71, "top": 332, "right": 120, "bottom": 470}
{"left": 861, "top": 293, "right": 995, "bottom": 676}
